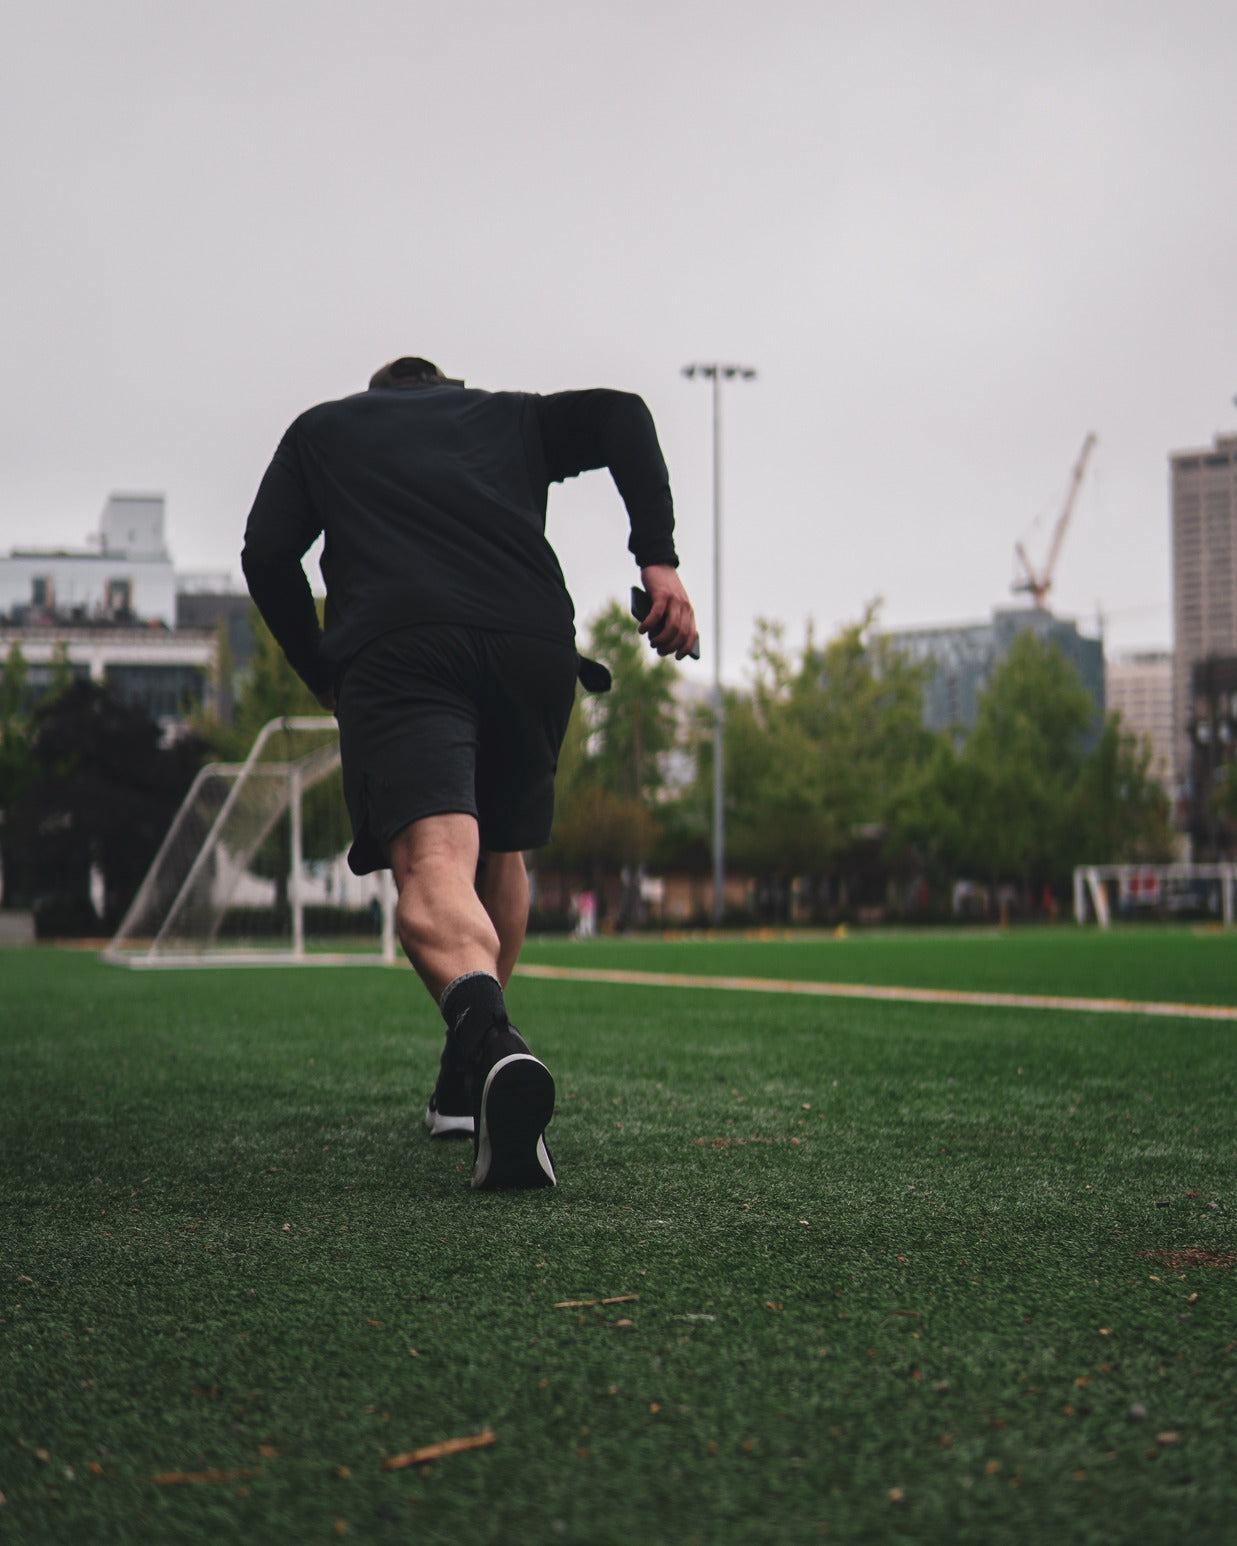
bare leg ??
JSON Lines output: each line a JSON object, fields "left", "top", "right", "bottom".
{"left": 388, "top": 813, "right": 500, "bottom": 1001}
{"left": 396, "top": 821, "right": 554, "bottom": 1186}
{"left": 476, "top": 849, "right": 529, "bottom": 988}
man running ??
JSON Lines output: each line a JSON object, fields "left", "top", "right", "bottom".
{"left": 241, "top": 356, "right": 697, "bottom": 1190}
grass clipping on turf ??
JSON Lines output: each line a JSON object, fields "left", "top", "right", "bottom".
{"left": 152, "top": 1467, "right": 260, "bottom": 1486}
{"left": 382, "top": 1429, "right": 496, "bottom": 1470}
{"left": 553, "top": 1294, "right": 639, "bottom": 1308}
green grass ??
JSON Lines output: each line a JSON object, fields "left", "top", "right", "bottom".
{"left": 2, "top": 934, "right": 1235, "bottom": 1544}
{"left": 522, "top": 923, "right": 1237, "bottom": 1006}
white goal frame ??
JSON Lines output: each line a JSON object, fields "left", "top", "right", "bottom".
{"left": 105, "top": 715, "right": 397, "bottom": 968}
{"left": 1073, "top": 863, "right": 1237, "bottom": 929}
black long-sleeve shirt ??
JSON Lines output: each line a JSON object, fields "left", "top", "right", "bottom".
{"left": 241, "top": 382, "right": 679, "bottom": 696}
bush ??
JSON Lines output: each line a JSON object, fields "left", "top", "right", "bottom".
{"left": 215, "top": 905, "right": 381, "bottom": 940}
{"left": 527, "top": 908, "right": 573, "bottom": 935}
{"left": 33, "top": 895, "right": 101, "bottom": 939}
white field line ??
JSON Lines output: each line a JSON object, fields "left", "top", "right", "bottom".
{"left": 514, "top": 963, "right": 1237, "bottom": 1024}
{"left": 107, "top": 951, "right": 393, "bottom": 970}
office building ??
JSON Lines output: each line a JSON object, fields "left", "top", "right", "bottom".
{"left": 884, "top": 607, "right": 1105, "bottom": 736}
{"left": 1105, "top": 650, "right": 1174, "bottom": 791}
{"left": 1171, "top": 431, "right": 1237, "bottom": 787}
{"left": 0, "top": 494, "right": 222, "bottom": 729}
{"left": 1187, "top": 653, "right": 1237, "bottom": 855}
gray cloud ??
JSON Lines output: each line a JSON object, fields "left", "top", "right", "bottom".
{"left": 3, "top": 0, "right": 1236, "bottom": 669}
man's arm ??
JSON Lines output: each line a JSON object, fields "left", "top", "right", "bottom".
{"left": 537, "top": 389, "right": 698, "bottom": 659}
{"left": 241, "top": 433, "right": 334, "bottom": 705}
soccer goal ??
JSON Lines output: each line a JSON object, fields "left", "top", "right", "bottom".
{"left": 1073, "top": 863, "right": 1237, "bottom": 929}
{"left": 105, "top": 716, "right": 397, "bottom": 968}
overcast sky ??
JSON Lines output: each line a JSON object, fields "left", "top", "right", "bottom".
{"left": 3, "top": 0, "right": 1236, "bottom": 678}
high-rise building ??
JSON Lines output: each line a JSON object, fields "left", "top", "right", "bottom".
{"left": 1105, "top": 650, "right": 1174, "bottom": 791}
{"left": 1171, "top": 431, "right": 1237, "bottom": 787}
{"left": 1187, "top": 653, "right": 1237, "bottom": 856}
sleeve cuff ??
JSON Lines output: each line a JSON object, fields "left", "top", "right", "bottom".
{"left": 632, "top": 542, "right": 679, "bottom": 569}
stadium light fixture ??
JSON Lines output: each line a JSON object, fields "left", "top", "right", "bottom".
{"left": 681, "top": 361, "right": 757, "bottom": 926}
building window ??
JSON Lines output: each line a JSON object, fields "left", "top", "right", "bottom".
{"left": 105, "top": 577, "right": 133, "bottom": 619}
{"left": 103, "top": 663, "right": 205, "bottom": 719}
{"left": 25, "top": 659, "right": 90, "bottom": 704}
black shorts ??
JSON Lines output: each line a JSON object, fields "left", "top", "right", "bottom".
{"left": 335, "top": 625, "right": 578, "bottom": 875}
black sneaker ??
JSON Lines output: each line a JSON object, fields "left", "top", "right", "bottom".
{"left": 470, "top": 1022, "right": 556, "bottom": 1191}
{"left": 424, "top": 1046, "right": 475, "bottom": 1139}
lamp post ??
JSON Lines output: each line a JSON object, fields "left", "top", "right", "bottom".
{"left": 681, "top": 362, "right": 757, "bottom": 926}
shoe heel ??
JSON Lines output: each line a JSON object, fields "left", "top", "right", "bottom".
{"left": 472, "top": 1054, "right": 556, "bottom": 1190}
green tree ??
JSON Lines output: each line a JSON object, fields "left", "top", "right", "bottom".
{"left": 0, "top": 642, "right": 79, "bottom": 908}
{"left": 199, "top": 607, "right": 325, "bottom": 761}
{"left": 722, "top": 666, "right": 837, "bottom": 884}
{"left": 1203, "top": 761, "right": 1237, "bottom": 856}
{"left": 899, "top": 632, "right": 1175, "bottom": 906}
{"left": 950, "top": 632, "right": 1096, "bottom": 892}
{"left": 539, "top": 601, "right": 683, "bottom": 921}
{"left": 47, "top": 641, "right": 75, "bottom": 699}
{"left": 692, "top": 608, "right": 935, "bottom": 918}
{"left": 581, "top": 601, "right": 679, "bottom": 802}
{"left": 886, "top": 733, "right": 977, "bottom": 899}
{"left": 212, "top": 612, "right": 236, "bottom": 728}
{"left": 892, "top": 638, "right": 1179, "bottom": 911}
{"left": 0, "top": 644, "right": 34, "bottom": 906}
{"left": 10, "top": 679, "right": 206, "bottom": 932}
{"left": 1071, "top": 716, "right": 1176, "bottom": 866}
{"left": 0, "top": 643, "right": 31, "bottom": 789}
{"left": 794, "top": 612, "right": 936, "bottom": 851}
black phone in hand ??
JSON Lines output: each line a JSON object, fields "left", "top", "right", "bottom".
{"left": 630, "top": 586, "right": 701, "bottom": 660}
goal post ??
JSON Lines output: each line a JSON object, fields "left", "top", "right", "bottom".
{"left": 1073, "top": 862, "right": 1237, "bottom": 929}
{"left": 106, "top": 716, "right": 397, "bottom": 968}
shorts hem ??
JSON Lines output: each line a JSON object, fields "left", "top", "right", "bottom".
{"left": 348, "top": 804, "right": 479, "bottom": 875}
{"left": 478, "top": 821, "right": 553, "bottom": 854}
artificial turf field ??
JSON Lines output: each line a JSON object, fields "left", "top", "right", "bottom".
{"left": 2, "top": 929, "right": 1234, "bottom": 1545}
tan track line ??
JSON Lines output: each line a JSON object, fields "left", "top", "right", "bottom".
{"left": 515, "top": 963, "right": 1237, "bottom": 1023}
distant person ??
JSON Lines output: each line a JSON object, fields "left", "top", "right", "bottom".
{"left": 242, "top": 357, "right": 697, "bottom": 1190}
{"left": 574, "top": 889, "right": 597, "bottom": 939}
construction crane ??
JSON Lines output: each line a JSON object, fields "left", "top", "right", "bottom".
{"left": 1012, "top": 432, "right": 1097, "bottom": 608}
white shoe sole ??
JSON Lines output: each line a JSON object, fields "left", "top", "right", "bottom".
{"left": 471, "top": 1053, "right": 556, "bottom": 1190}
{"left": 424, "top": 1106, "right": 475, "bottom": 1138}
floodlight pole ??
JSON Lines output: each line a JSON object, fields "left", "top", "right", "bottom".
{"left": 682, "top": 362, "right": 757, "bottom": 926}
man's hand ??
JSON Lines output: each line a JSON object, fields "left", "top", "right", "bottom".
{"left": 315, "top": 686, "right": 337, "bottom": 714}
{"left": 638, "top": 564, "right": 699, "bottom": 660}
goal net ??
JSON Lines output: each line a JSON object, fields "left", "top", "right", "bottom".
{"left": 1072, "top": 863, "right": 1237, "bottom": 929}
{"left": 105, "top": 716, "right": 397, "bottom": 967}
